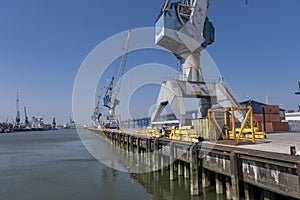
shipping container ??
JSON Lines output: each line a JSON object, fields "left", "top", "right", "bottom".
{"left": 137, "top": 120, "right": 142, "bottom": 129}
{"left": 263, "top": 105, "right": 280, "bottom": 114}
{"left": 265, "top": 122, "right": 289, "bottom": 131}
{"left": 264, "top": 114, "right": 281, "bottom": 122}
{"left": 272, "top": 122, "right": 289, "bottom": 131}
{"left": 285, "top": 110, "right": 295, "bottom": 113}
{"left": 252, "top": 105, "right": 263, "bottom": 114}
{"left": 265, "top": 122, "right": 274, "bottom": 132}
{"left": 143, "top": 118, "right": 149, "bottom": 127}
{"left": 253, "top": 114, "right": 264, "bottom": 122}
{"left": 253, "top": 113, "right": 281, "bottom": 123}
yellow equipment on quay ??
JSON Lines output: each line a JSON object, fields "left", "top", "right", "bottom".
{"left": 136, "top": 106, "right": 266, "bottom": 145}
{"left": 208, "top": 106, "right": 266, "bottom": 145}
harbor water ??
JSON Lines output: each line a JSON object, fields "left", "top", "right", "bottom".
{"left": 0, "top": 129, "right": 225, "bottom": 200}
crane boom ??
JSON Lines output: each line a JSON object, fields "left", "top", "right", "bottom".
{"left": 92, "top": 30, "right": 131, "bottom": 128}
{"left": 105, "top": 30, "right": 131, "bottom": 117}
{"left": 110, "top": 30, "right": 131, "bottom": 115}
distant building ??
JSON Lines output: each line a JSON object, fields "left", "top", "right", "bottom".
{"left": 285, "top": 111, "right": 300, "bottom": 132}
{"left": 289, "top": 81, "right": 300, "bottom": 131}
{"left": 285, "top": 112, "right": 300, "bottom": 120}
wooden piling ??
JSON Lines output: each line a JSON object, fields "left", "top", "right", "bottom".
{"left": 146, "top": 138, "right": 152, "bottom": 167}
{"left": 127, "top": 135, "right": 130, "bottom": 151}
{"left": 215, "top": 173, "right": 223, "bottom": 194}
{"left": 190, "top": 143, "right": 199, "bottom": 195}
{"left": 130, "top": 136, "right": 134, "bottom": 152}
{"left": 170, "top": 142, "right": 176, "bottom": 181}
{"left": 153, "top": 137, "right": 160, "bottom": 171}
{"left": 225, "top": 176, "right": 232, "bottom": 200}
{"left": 202, "top": 168, "right": 210, "bottom": 188}
{"left": 263, "top": 190, "right": 274, "bottom": 200}
{"left": 137, "top": 137, "right": 141, "bottom": 153}
{"left": 178, "top": 160, "right": 184, "bottom": 176}
{"left": 244, "top": 182, "right": 251, "bottom": 200}
{"left": 184, "top": 162, "right": 190, "bottom": 179}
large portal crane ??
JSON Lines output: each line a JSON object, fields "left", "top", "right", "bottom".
{"left": 151, "top": 0, "right": 214, "bottom": 124}
{"left": 152, "top": 0, "right": 244, "bottom": 124}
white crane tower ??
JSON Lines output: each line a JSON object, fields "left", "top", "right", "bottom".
{"left": 151, "top": 0, "right": 243, "bottom": 125}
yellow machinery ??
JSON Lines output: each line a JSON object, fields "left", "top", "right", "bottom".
{"left": 208, "top": 106, "right": 266, "bottom": 145}
{"left": 137, "top": 126, "right": 160, "bottom": 137}
{"left": 137, "top": 125, "right": 202, "bottom": 142}
{"left": 135, "top": 107, "right": 266, "bottom": 145}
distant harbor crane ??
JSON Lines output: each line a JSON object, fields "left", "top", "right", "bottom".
{"left": 93, "top": 30, "right": 131, "bottom": 129}
{"left": 15, "top": 93, "right": 21, "bottom": 128}
{"left": 92, "top": 92, "right": 104, "bottom": 127}
{"left": 296, "top": 81, "right": 300, "bottom": 112}
{"left": 52, "top": 117, "right": 56, "bottom": 130}
{"left": 24, "top": 106, "right": 29, "bottom": 126}
{"left": 295, "top": 81, "right": 300, "bottom": 95}
{"left": 103, "top": 30, "right": 131, "bottom": 119}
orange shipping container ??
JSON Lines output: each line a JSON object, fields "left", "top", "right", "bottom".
{"left": 282, "top": 122, "right": 289, "bottom": 131}
{"left": 264, "top": 114, "right": 281, "bottom": 122}
{"left": 272, "top": 122, "right": 289, "bottom": 131}
{"left": 253, "top": 114, "right": 264, "bottom": 122}
{"left": 265, "top": 122, "right": 289, "bottom": 132}
{"left": 263, "top": 105, "right": 280, "bottom": 114}
{"left": 285, "top": 110, "right": 295, "bottom": 113}
{"left": 265, "top": 122, "right": 274, "bottom": 132}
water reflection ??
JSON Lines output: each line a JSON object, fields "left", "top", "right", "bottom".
{"left": 90, "top": 131, "right": 226, "bottom": 199}
{"left": 131, "top": 170, "right": 226, "bottom": 200}
{"left": 102, "top": 161, "right": 119, "bottom": 182}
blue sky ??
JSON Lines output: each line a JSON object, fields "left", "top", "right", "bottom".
{"left": 0, "top": 0, "right": 299, "bottom": 124}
